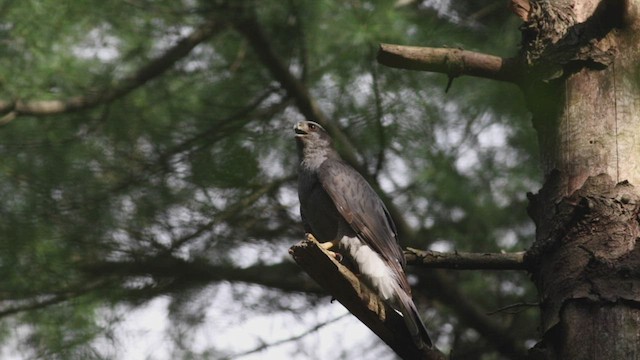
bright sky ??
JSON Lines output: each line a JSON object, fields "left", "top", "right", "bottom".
{"left": 110, "top": 290, "right": 397, "bottom": 360}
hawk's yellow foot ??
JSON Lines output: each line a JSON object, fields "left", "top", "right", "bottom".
{"left": 319, "top": 239, "right": 342, "bottom": 260}
{"left": 319, "top": 239, "right": 338, "bottom": 251}
{"left": 305, "top": 234, "right": 342, "bottom": 261}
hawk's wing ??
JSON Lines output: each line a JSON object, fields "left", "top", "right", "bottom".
{"left": 317, "top": 158, "right": 411, "bottom": 293}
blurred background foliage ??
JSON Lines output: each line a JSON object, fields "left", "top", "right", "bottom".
{"left": 0, "top": 0, "right": 541, "bottom": 359}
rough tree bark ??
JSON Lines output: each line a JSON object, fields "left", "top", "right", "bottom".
{"left": 379, "top": 0, "right": 640, "bottom": 358}
{"left": 522, "top": 0, "right": 640, "bottom": 358}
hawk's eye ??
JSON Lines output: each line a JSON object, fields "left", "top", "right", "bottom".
{"left": 309, "top": 123, "right": 316, "bottom": 130}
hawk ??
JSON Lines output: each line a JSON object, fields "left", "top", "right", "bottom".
{"left": 294, "top": 120, "right": 432, "bottom": 349}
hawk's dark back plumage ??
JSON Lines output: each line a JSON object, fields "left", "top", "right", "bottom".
{"left": 294, "top": 120, "right": 432, "bottom": 349}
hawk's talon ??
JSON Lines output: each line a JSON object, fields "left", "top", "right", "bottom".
{"left": 319, "top": 240, "right": 342, "bottom": 262}
{"left": 319, "top": 240, "right": 336, "bottom": 250}
{"left": 304, "top": 234, "right": 342, "bottom": 261}
{"left": 327, "top": 251, "right": 343, "bottom": 262}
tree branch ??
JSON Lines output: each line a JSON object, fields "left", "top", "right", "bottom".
{"left": 377, "top": 43, "right": 522, "bottom": 84}
{"left": 0, "top": 280, "right": 108, "bottom": 318}
{"left": 81, "top": 256, "right": 322, "bottom": 295}
{"left": 289, "top": 239, "right": 446, "bottom": 360}
{"left": 0, "top": 19, "right": 226, "bottom": 118}
{"left": 405, "top": 248, "right": 528, "bottom": 270}
{"left": 233, "top": 15, "right": 362, "bottom": 167}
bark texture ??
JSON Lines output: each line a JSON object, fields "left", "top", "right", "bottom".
{"left": 523, "top": 0, "right": 640, "bottom": 358}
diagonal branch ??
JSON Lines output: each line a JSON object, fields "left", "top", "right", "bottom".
{"left": 289, "top": 239, "right": 447, "bottom": 360}
{"left": 0, "top": 19, "right": 226, "bottom": 118}
{"left": 377, "top": 43, "right": 523, "bottom": 84}
{"left": 406, "top": 248, "right": 528, "bottom": 270}
{"left": 233, "top": 15, "right": 361, "bottom": 167}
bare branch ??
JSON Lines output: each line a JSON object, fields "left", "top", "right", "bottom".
{"left": 377, "top": 43, "right": 522, "bottom": 84}
{"left": 0, "top": 19, "right": 226, "bottom": 118}
{"left": 289, "top": 239, "right": 447, "bottom": 360}
{"left": 406, "top": 248, "right": 528, "bottom": 270}
{"left": 487, "top": 302, "right": 539, "bottom": 315}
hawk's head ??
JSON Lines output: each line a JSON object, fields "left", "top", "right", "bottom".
{"left": 294, "top": 120, "right": 334, "bottom": 165}
{"left": 294, "top": 121, "right": 332, "bottom": 146}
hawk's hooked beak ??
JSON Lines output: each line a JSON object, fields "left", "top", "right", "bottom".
{"left": 294, "top": 122, "right": 308, "bottom": 137}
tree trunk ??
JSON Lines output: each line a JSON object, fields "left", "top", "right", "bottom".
{"left": 523, "top": 0, "right": 640, "bottom": 358}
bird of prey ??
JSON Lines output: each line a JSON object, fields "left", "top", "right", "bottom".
{"left": 294, "top": 120, "right": 432, "bottom": 349}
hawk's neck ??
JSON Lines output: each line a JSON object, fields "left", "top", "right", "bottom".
{"left": 301, "top": 146, "right": 339, "bottom": 171}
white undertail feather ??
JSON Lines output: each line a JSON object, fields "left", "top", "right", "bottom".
{"left": 339, "top": 236, "right": 398, "bottom": 301}
{"left": 339, "top": 235, "right": 430, "bottom": 349}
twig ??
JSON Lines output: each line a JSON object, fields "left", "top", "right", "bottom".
{"left": 222, "top": 313, "right": 350, "bottom": 360}
{"left": 486, "top": 302, "right": 539, "bottom": 316}
{"left": 0, "top": 111, "right": 16, "bottom": 126}
{"left": 377, "top": 43, "right": 522, "bottom": 84}
{"left": 405, "top": 248, "right": 528, "bottom": 270}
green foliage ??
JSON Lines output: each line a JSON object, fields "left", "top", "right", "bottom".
{"left": 0, "top": 0, "right": 541, "bottom": 358}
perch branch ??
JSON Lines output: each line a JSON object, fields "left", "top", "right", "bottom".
{"left": 405, "top": 248, "right": 528, "bottom": 270}
{"left": 289, "top": 239, "right": 446, "bottom": 360}
{"left": 377, "top": 43, "right": 522, "bottom": 84}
